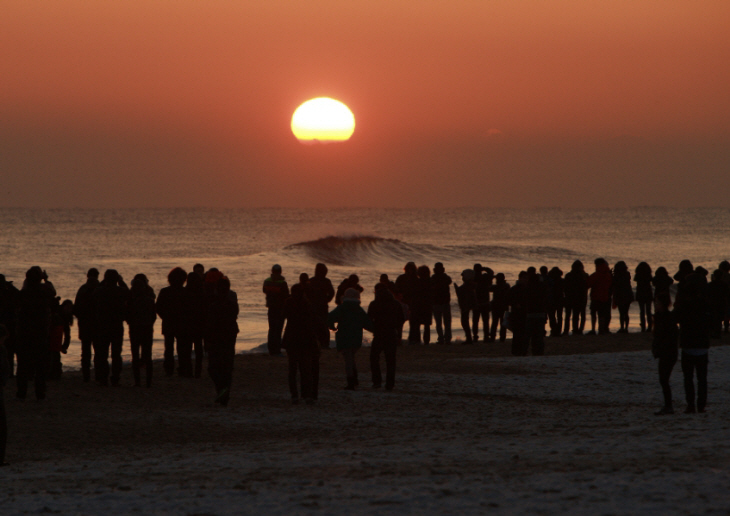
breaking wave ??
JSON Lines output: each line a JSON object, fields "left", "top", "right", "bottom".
{"left": 285, "top": 235, "right": 579, "bottom": 267}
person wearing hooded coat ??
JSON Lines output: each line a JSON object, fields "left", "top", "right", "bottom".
{"left": 328, "top": 288, "right": 373, "bottom": 390}
{"left": 15, "top": 267, "right": 54, "bottom": 399}
{"left": 282, "top": 284, "right": 319, "bottom": 403}
{"left": 73, "top": 268, "right": 100, "bottom": 382}
{"left": 92, "top": 269, "right": 129, "bottom": 386}
{"left": 126, "top": 274, "right": 157, "bottom": 387}
{"left": 206, "top": 276, "right": 239, "bottom": 406}
{"left": 368, "top": 283, "right": 406, "bottom": 390}
{"left": 307, "top": 263, "right": 335, "bottom": 349}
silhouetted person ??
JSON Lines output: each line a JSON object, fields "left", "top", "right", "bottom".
{"left": 299, "top": 273, "right": 309, "bottom": 285}
{"left": 93, "top": 269, "right": 129, "bottom": 386}
{"left": 508, "top": 271, "right": 528, "bottom": 355}
{"left": 409, "top": 265, "right": 433, "bottom": 345}
{"left": 263, "top": 264, "right": 289, "bottom": 355}
{"left": 378, "top": 273, "right": 397, "bottom": 294}
{"left": 127, "top": 274, "right": 156, "bottom": 387}
{"left": 490, "top": 273, "right": 510, "bottom": 342}
{"left": 368, "top": 283, "right": 405, "bottom": 390}
{"left": 652, "top": 267, "right": 674, "bottom": 308}
{"left": 674, "top": 272, "right": 711, "bottom": 413}
{"left": 454, "top": 269, "right": 477, "bottom": 344}
{"left": 206, "top": 276, "right": 239, "bottom": 406}
{"left": 16, "top": 267, "right": 53, "bottom": 400}
{"left": 587, "top": 258, "right": 613, "bottom": 335}
{"left": 430, "top": 262, "right": 452, "bottom": 345}
{"left": 525, "top": 268, "right": 548, "bottom": 355}
{"left": 193, "top": 263, "right": 205, "bottom": 280}
{"left": 546, "top": 267, "right": 564, "bottom": 337}
{"left": 471, "top": 264, "right": 492, "bottom": 343}
{"left": 180, "top": 272, "right": 206, "bottom": 378}
{"left": 282, "top": 284, "right": 318, "bottom": 404}
{"left": 335, "top": 274, "right": 364, "bottom": 305}
{"left": 328, "top": 288, "right": 373, "bottom": 390}
{"left": 612, "top": 261, "right": 634, "bottom": 333}
{"left": 156, "top": 267, "right": 188, "bottom": 375}
{"left": 395, "top": 262, "right": 419, "bottom": 343}
{"left": 706, "top": 269, "right": 729, "bottom": 339}
{"left": 652, "top": 298, "right": 678, "bottom": 415}
{"left": 674, "top": 259, "right": 694, "bottom": 287}
{"left": 73, "top": 268, "right": 99, "bottom": 382}
{"left": 48, "top": 298, "right": 72, "bottom": 381}
{"left": 308, "top": 263, "right": 335, "bottom": 350}
{"left": 563, "top": 260, "right": 588, "bottom": 335}
{"left": 719, "top": 260, "right": 730, "bottom": 333}
{"left": 0, "top": 275, "right": 19, "bottom": 378}
{"left": 0, "top": 324, "right": 10, "bottom": 466}
{"left": 634, "top": 262, "right": 654, "bottom": 332}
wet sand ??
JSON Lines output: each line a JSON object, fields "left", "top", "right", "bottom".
{"left": 3, "top": 332, "right": 730, "bottom": 515}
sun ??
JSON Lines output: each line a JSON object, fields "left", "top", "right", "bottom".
{"left": 291, "top": 97, "right": 355, "bottom": 143}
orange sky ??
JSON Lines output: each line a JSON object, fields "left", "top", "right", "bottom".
{"left": 2, "top": 1, "right": 729, "bottom": 208}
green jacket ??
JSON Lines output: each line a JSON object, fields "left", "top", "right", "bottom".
{"left": 327, "top": 299, "right": 373, "bottom": 351}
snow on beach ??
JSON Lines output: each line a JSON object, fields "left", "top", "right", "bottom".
{"left": 3, "top": 338, "right": 730, "bottom": 515}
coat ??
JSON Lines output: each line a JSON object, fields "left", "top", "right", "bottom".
{"left": 327, "top": 299, "right": 373, "bottom": 351}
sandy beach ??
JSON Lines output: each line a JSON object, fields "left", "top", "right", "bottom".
{"left": 3, "top": 332, "right": 730, "bottom": 515}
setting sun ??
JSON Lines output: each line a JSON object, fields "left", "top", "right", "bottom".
{"left": 291, "top": 97, "right": 355, "bottom": 143}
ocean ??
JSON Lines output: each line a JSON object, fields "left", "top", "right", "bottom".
{"left": 1, "top": 207, "right": 728, "bottom": 368}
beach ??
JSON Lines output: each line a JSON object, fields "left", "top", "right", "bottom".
{"left": 4, "top": 332, "right": 730, "bottom": 515}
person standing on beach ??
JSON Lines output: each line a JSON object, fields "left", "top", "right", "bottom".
{"left": 308, "top": 263, "right": 335, "bottom": 349}
{"left": 634, "top": 262, "right": 654, "bottom": 332}
{"left": 368, "top": 283, "right": 405, "bottom": 390}
{"left": 282, "top": 284, "right": 318, "bottom": 403}
{"left": 674, "top": 272, "right": 711, "bottom": 413}
{"left": 92, "top": 269, "right": 129, "bottom": 386}
{"left": 587, "top": 258, "right": 613, "bottom": 335}
{"left": 263, "top": 264, "right": 289, "bottom": 356}
{"left": 126, "top": 274, "right": 157, "bottom": 387}
{"left": 409, "top": 265, "right": 433, "bottom": 345}
{"left": 335, "top": 274, "right": 363, "bottom": 305}
{"left": 395, "top": 262, "right": 419, "bottom": 344}
{"left": 156, "top": 267, "right": 188, "bottom": 375}
{"left": 652, "top": 267, "right": 674, "bottom": 307}
{"left": 454, "top": 269, "right": 477, "bottom": 344}
{"left": 546, "top": 267, "right": 564, "bottom": 338}
{"left": 472, "top": 264, "right": 492, "bottom": 343}
{"left": 328, "top": 288, "right": 373, "bottom": 390}
{"left": 508, "top": 271, "right": 528, "bottom": 355}
{"left": 0, "top": 275, "right": 19, "bottom": 378}
{"left": 525, "top": 268, "right": 548, "bottom": 355}
{"left": 563, "top": 260, "right": 588, "bottom": 335}
{"left": 652, "top": 297, "right": 678, "bottom": 415}
{"left": 489, "top": 273, "right": 510, "bottom": 343}
{"left": 206, "top": 276, "right": 239, "bottom": 406}
{"left": 706, "top": 269, "right": 729, "bottom": 339}
{"left": 73, "top": 268, "right": 100, "bottom": 382}
{"left": 612, "top": 261, "right": 634, "bottom": 333}
{"left": 0, "top": 324, "right": 10, "bottom": 465}
{"left": 15, "top": 267, "right": 53, "bottom": 400}
{"left": 430, "top": 262, "right": 452, "bottom": 345}
{"left": 180, "top": 272, "right": 206, "bottom": 378}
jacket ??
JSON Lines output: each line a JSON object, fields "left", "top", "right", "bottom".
{"left": 327, "top": 299, "right": 373, "bottom": 351}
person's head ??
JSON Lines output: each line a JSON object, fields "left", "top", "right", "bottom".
{"left": 299, "top": 272, "right": 309, "bottom": 284}
{"left": 271, "top": 264, "right": 282, "bottom": 276}
{"left": 712, "top": 269, "right": 724, "bottom": 282}
{"left": 104, "top": 269, "right": 120, "bottom": 285}
{"left": 635, "top": 261, "right": 651, "bottom": 276}
{"left": 417, "top": 265, "right": 431, "bottom": 280}
{"left": 131, "top": 273, "right": 149, "bottom": 292}
{"left": 613, "top": 261, "right": 628, "bottom": 274}
{"left": 348, "top": 274, "right": 360, "bottom": 285}
{"left": 87, "top": 267, "right": 100, "bottom": 280}
{"left": 291, "top": 283, "right": 305, "bottom": 300}
{"left": 518, "top": 271, "right": 528, "bottom": 284}
{"left": 167, "top": 267, "right": 187, "bottom": 287}
{"left": 527, "top": 266, "right": 536, "bottom": 276}
{"left": 719, "top": 260, "right": 730, "bottom": 273}
{"left": 187, "top": 271, "right": 202, "bottom": 290}
{"left": 473, "top": 263, "right": 483, "bottom": 274}
{"left": 571, "top": 260, "right": 584, "bottom": 273}
{"left": 540, "top": 266, "right": 548, "bottom": 276}
{"left": 594, "top": 258, "right": 607, "bottom": 270}
{"left": 549, "top": 267, "right": 563, "bottom": 278}
{"left": 217, "top": 276, "right": 231, "bottom": 296}
{"left": 695, "top": 266, "right": 708, "bottom": 277}
{"left": 193, "top": 263, "right": 205, "bottom": 278}
{"left": 374, "top": 282, "right": 392, "bottom": 298}
{"left": 25, "top": 266, "right": 44, "bottom": 286}
{"left": 495, "top": 272, "right": 506, "bottom": 284}
{"left": 677, "top": 259, "right": 694, "bottom": 277}
{"left": 205, "top": 269, "right": 223, "bottom": 285}
{"left": 61, "top": 299, "right": 74, "bottom": 318}
{"left": 461, "top": 269, "right": 474, "bottom": 282}
{"left": 434, "top": 262, "right": 444, "bottom": 274}
{"left": 314, "top": 263, "right": 328, "bottom": 278}
{"left": 655, "top": 266, "right": 668, "bottom": 278}
{"left": 404, "top": 262, "right": 417, "bottom": 274}
{"left": 343, "top": 288, "right": 360, "bottom": 302}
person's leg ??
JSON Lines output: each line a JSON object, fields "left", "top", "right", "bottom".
{"left": 578, "top": 305, "right": 586, "bottom": 333}
{"left": 408, "top": 313, "right": 419, "bottom": 344}
{"left": 34, "top": 351, "right": 48, "bottom": 400}
{"left": 94, "top": 337, "right": 110, "bottom": 385}
{"left": 472, "top": 307, "right": 480, "bottom": 342}
{"left": 433, "top": 305, "right": 445, "bottom": 344}
{"left": 80, "top": 336, "right": 92, "bottom": 382}
{"left": 555, "top": 303, "right": 563, "bottom": 336}
{"left": 548, "top": 307, "right": 557, "bottom": 336}
{"left": 681, "top": 353, "right": 696, "bottom": 412}
{"left": 697, "top": 354, "right": 708, "bottom": 412}
{"left": 489, "top": 310, "right": 499, "bottom": 341}
{"left": 443, "top": 305, "right": 452, "bottom": 344}
{"left": 590, "top": 307, "right": 597, "bottom": 333}
{"left": 460, "top": 309, "right": 472, "bottom": 343}
{"left": 299, "top": 349, "right": 313, "bottom": 401}
{"left": 311, "top": 348, "right": 320, "bottom": 400}
{"left": 15, "top": 349, "right": 28, "bottom": 399}
{"left": 657, "top": 356, "right": 676, "bottom": 411}
{"left": 639, "top": 302, "right": 647, "bottom": 331}
{"left": 193, "top": 336, "right": 204, "bottom": 378}
{"left": 142, "top": 329, "right": 153, "bottom": 387}
{"left": 130, "top": 329, "right": 141, "bottom": 387}
{"left": 163, "top": 333, "right": 175, "bottom": 376}
{"left": 370, "top": 340, "right": 382, "bottom": 388}
{"left": 423, "top": 324, "right": 431, "bottom": 345}
{"left": 110, "top": 335, "right": 123, "bottom": 386}
{"left": 343, "top": 349, "right": 356, "bottom": 389}
{"left": 288, "top": 349, "right": 299, "bottom": 400}
{"left": 563, "top": 305, "right": 573, "bottom": 334}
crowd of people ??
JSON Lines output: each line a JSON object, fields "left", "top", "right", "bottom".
{"left": 0, "top": 255, "right": 727, "bottom": 464}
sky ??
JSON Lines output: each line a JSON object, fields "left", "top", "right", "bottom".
{"left": 2, "top": 1, "right": 729, "bottom": 208}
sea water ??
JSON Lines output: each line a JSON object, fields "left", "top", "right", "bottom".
{"left": 1, "top": 207, "right": 728, "bottom": 369}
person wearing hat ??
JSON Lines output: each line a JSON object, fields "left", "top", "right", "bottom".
{"left": 328, "top": 288, "right": 373, "bottom": 390}
{"left": 263, "top": 264, "right": 289, "bottom": 356}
